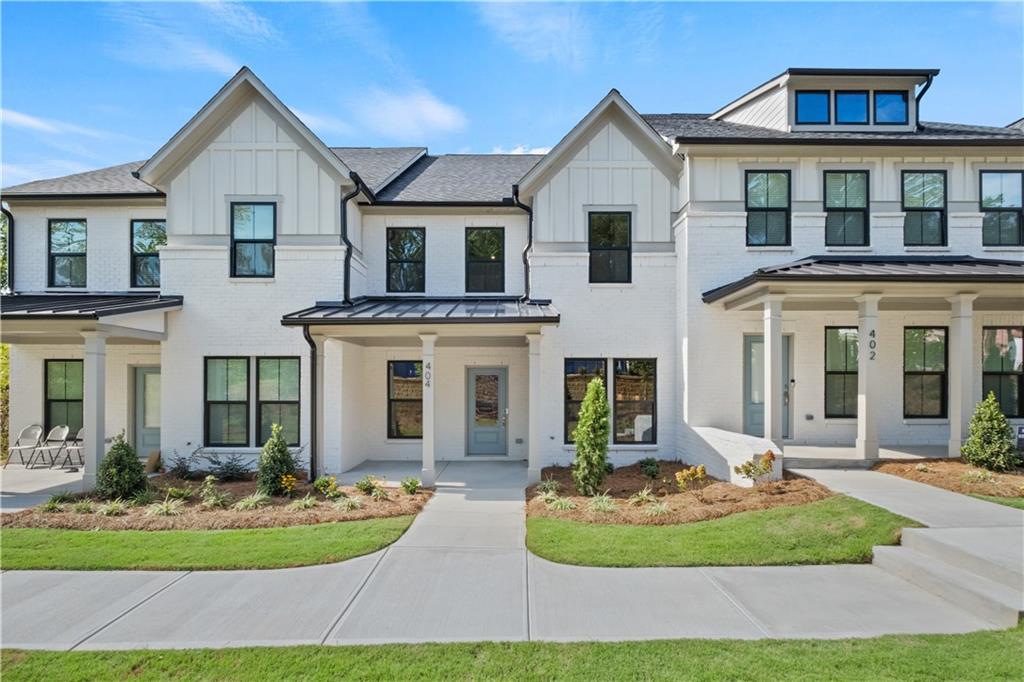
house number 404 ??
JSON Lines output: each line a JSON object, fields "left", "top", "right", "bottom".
{"left": 868, "top": 329, "right": 877, "bottom": 361}
{"left": 424, "top": 362, "right": 432, "bottom": 387}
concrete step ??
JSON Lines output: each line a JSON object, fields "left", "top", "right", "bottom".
{"left": 782, "top": 457, "right": 873, "bottom": 470}
{"left": 902, "top": 528, "right": 1024, "bottom": 592}
{"left": 873, "top": 546, "right": 1023, "bottom": 627}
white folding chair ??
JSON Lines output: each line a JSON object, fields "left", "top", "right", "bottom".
{"left": 28, "top": 425, "right": 70, "bottom": 469}
{"left": 57, "top": 428, "right": 86, "bottom": 469}
{"left": 4, "top": 424, "right": 44, "bottom": 468}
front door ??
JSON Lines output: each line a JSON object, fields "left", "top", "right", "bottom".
{"left": 466, "top": 367, "right": 508, "bottom": 456}
{"left": 743, "top": 335, "right": 791, "bottom": 438}
{"left": 134, "top": 367, "right": 161, "bottom": 458}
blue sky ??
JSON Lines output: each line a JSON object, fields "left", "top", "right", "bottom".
{"left": 2, "top": 1, "right": 1022, "bottom": 186}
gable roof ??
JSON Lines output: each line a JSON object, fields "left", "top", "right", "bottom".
{"left": 373, "top": 154, "right": 543, "bottom": 204}
{"left": 330, "top": 147, "right": 426, "bottom": 193}
{"left": 1, "top": 161, "right": 162, "bottom": 198}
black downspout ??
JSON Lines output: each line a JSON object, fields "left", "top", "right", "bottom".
{"left": 512, "top": 184, "right": 532, "bottom": 300}
{"left": 302, "top": 325, "right": 317, "bottom": 482}
{"left": 915, "top": 74, "right": 933, "bottom": 131}
{"left": 1, "top": 205, "right": 14, "bottom": 293}
{"left": 340, "top": 181, "right": 361, "bottom": 305}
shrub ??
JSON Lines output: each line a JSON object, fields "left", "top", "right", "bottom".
{"left": 734, "top": 451, "right": 776, "bottom": 484}
{"left": 41, "top": 500, "right": 64, "bottom": 513}
{"left": 256, "top": 424, "right": 298, "bottom": 496}
{"left": 198, "top": 452, "right": 251, "bottom": 482}
{"left": 97, "top": 499, "right": 129, "bottom": 516}
{"left": 132, "top": 488, "right": 157, "bottom": 506}
{"left": 675, "top": 464, "right": 708, "bottom": 492}
{"left": 354, "top": 475, "right": 382, "bottom": 495}
{"left": 73, "top": 500, "right": 95, "bottom": 514}
{"left": 49, "top": 491, "right": 74, "bottom": 504}
{"left": 164, "top": 486, "right": 194, "bottom": 501}
{"left": 571, "top": 377, "right": 610, "bottom": 495}
{"left": 400, "top": 477, "right": 421, "bottom": 495}
{"left": 535, "top": 478, "right": 561, "bottom": 495}
{"left": 370, "top": 486, "right": 389, "bottom": 502}
{"left": 961, "top": 392, "right": 1020, "bottom": 472}
{"left": 548, "top": 496, "right": 577, "bottom": 511}
{"left": 627, "top": 486, "right": 656, "bottom": 506}
{"left": 280, "top": 474, "right": 298, "bottom": 497}
{"left": 146, "top": 498, "right": 184, "bottom": 517}
{"left": 334, "top": 496, "right": 364, "bottom": 512}
{"left": 167, "top": 451, "right": 198, "bottom": 480}
{"left": 314, "top": 475, "right": 343, "bottom": 499}
{"left": 638, "top": 457, "right": 660, "bottom": 480}
{"left": 963, "top": 469, "right": 996, "bottom": 483}
{"left": 288, "top": 493, "right": 318, "bottom": 510}
{"left": 96, "top": 433, "right": 147, "bottom": 500}
{"left": 915, "top": 463, "right": 931, "bottom": 473}
{"left": 233, "top": 491, "right": 271, "bottom": 511}
{"left": 643, "top": 501, "right": 670, "bottom": 517}
{"left": 199, "top": 475, "right": 232, "bottom": 508}
{"left": 587, "top": 492, "right": 617, "bottom": 513}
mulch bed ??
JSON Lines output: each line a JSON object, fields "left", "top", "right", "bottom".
{"left": 526, "top": 460, "right": 832, "bottom": 526}
{"left": 874, "top": 459, "right": 1024, "bottom": 499}
{"left": 1, "top": 474, "right": 432, "bottom": 531}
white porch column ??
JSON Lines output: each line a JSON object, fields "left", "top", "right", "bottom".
{"left": 947, "top": 294, "right": 978, "bottom": 458}
{"left": 762, "top": 296, "right": 784, "bottom": 445}
{"left": 419, "top": 333, "right": 437, "bottom": 486}
{"left": 321, "top": 337, "right": 341, "bottom": 473}
{"left": 81, "top": 331, "right": 108, "bottom": 491}
{"left": 855, "top": 294, "right": 882, "bottom": 460}
{"left": 526, "top": 332, "right": 544, "bottom": 484}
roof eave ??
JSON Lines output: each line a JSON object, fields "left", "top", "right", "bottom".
{"left": 674, "top": 136, "right": 1024, "bottom": 147}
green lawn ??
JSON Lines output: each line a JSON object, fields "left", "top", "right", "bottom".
{"left": 527, "top": 495, "right": 917, "bottom": 567}
{"left": 970, "top": 494, "right": 1024, "bottom": 510}
{"left": 0, "top": 517, "right": 413, "bottom": 570}
{"left": 4, "top": 627, "right": 1022, "bottom": 681}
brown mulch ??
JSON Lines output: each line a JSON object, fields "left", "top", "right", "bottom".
{"left": 1, "top": 474, "right": 432, "bottom": 531}
{"left": 526, "top": 460, "right": 832, "bottom": 526}
{"left": 874, "top": 459, "right": 1024, "bottom": 499}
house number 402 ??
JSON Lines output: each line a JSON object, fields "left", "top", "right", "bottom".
{"left": 868, "top": 329, "right": 877, "bottom": 361}
{"left": 423, "top": 362, "right": 432, "bottom": 388}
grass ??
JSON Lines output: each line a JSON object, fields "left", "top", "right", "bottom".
{"left": 3, "top": 627, "right": 1022, "bottom": 681}
{"left": 0, "top": 516, "right": 414, "bottom": 570}
{"left": 970, "top": 494, "right": 1024, "bottom": 510}
{"left": 527, "top": 495, "right": 917, "bottom": 567}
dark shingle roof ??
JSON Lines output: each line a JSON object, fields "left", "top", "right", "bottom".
{"left": 330, "top": 147, "right": 425, "bottom": 192}
{"left": 1, "top": 161, "right": 161, "bottom": 197}
{"left": 0, "top": 293, "right": 183, "bottom": 318}
{"left": 282, "top": 296, "right": 559, "bottom": 325}
{"left": 374, "top": 154, "right": 544, "bottom": 204}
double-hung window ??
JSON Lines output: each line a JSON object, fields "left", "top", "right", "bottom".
{"left": 980, "top": 171, "right": 1023, "bottom": 247}
{"left": 563, "top": 359, "right": 606, "bottom": 443}
{"left": 874, "top": 91, "right": 909, "bottom": 125}
{"left": 130, "top": 219, "right": 166, "bottom": 287}
{"left": 230, "top": 203, "right": 275, "bottom": 277}
{"left": 48, "top": 219, "right": 87, "bottom": 287}
{"left": 45, "top": 360, "right": 83, "bottom": 433}
{"left": 387, "top": 227, "right": 425, "bottom": 292}
{"left": 902, "top": 171, "right": 947, "bottom": 246}
{"left": 465, "top": 227, "right": 504, "bottom": 293}
{"left": 588, "top": 212, "right": 631, "bottom": 283}
{"left": 903, "top": 328, "right": 947, "bottom": 418}
{"left": 745, "top": 171, "right": 790, "bottom": 246}
{"left": 824, "top": 171, "right": 869, "bottom": 246}
{"left": 257, "top": 357, "right": 300, "bottom": 445}
{"left": 613, "top": 359, "right": 656, "bottom": 444}
{"left": 388, "top": 361, "right": 423, "bottom": 438}
{"left": 205, "top": 357, "right": 249, "bottom": 446}
{"left": 982, "top": 327, "right": 1023, "bottom": 418}
{"left": 824, "top": 328, "right": 858, "bottom": 418}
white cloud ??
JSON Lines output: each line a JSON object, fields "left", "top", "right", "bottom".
{"left": 2, "top": 109, "right": 113, "bottom": 140}
{"left": 490, "top": 145, "right": 551, "bottom": 155}
{"left": 320, "top": 2, "right": 408, "bottom": 80}
{"left": 201, "top": 0, "right": 281, "bottom": 43}
{"left": 292, "top": 108, "right": 353, "bottom": 138}
{"left": 477, "top": 3, "right": 590, "bottom": 71}
{"left": 351, "top": 88, "right": 466, "bottom": 140}
{"left": 1, "top": 160, "right": 94, "bottom": 187}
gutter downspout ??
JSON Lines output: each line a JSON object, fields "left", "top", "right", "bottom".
{"left": 1, "top": 205, "right": 14, "bottom": 293}
{"left": 512, "top": 184, "right": 532, "bottom": 300}
{"left": 915, "top": 74, "right": 934, "bottom": 131}
{"left": 302, "top": 325, "right": 317, "bottom": 482}
{"left": 340, "top": 171, "right": 375, "bottom": 305}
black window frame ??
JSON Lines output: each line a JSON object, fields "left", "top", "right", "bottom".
{"left": 794, "top": 90, "right": 831, "bottom": 125}
{"left": 47, "top": 218, "right": 87, "bottom": 288}
{"left": 874, "top": 90, "right": 909, "bottom": 125}
{"left": 387, "top": 360, "right": 423, "bottom": 440}
{"left": 834, "top": 90, "right": 870, "bottom": 125}
{"left": 563, "top": 358, "right": 607, "bottom": 444}
{"left": 823, "top": 170, "right": 870, "bottom": 246}
{"left": 256, "top": 356, "right": 301, "bottom": 447}
{"left": 44, "top": 359, "right": 84, "bottom": 433}
{"left": 903, "top": 327, "right": 948, "bottom": 419}
{"left": 824, "top": 327, "right": 859, "bottom": 419}
{"left": 979, "top": 170, "right": 1024, "bottom": 247}
{"left": 745, "top": 170, "right": 792, "bottom": 246}
{"left": 229, "top": 202, "right": 276, "bottom": 278}
{"left": 465, "top": 226, "right": 505, "bottom": 293}
{"left": 901, "top": 170, "right": 948, "bottom": 246}
{"left": 612, "top": 358, "right": 657, "bottom": 445}
{"left": 204, "top": 356, "right": 250, "bottom": 447}
{"left": 981, "top": 326, "right": 1024, "bottom": 418}
{"left": 587, "top": 211, "right": 632, "bottom": 284}
{"left": 129, "top": 218, "right": 166, "bottom": 288}
{"left": 386, "top": 227, "right": 426, "bottom": 293}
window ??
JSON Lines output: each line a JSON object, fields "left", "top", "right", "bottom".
{"left": 902, "top": 171, "right": 947, "bottom": 246}
{"left": 613, "top": 359, "right": 656, "bottom": 444}
{"left": 745, "top": 171, "right": 791, "bottom": 246}
{"left": 257, "top": 357, "right": 300, "bottom": 446}
{"left": 588, "top": 212, "right": 631, "bottom": 283}
{"left": 980, "top": 171, "right": 1023, "bottom": 247}
{"left": 48, "top": 219, "right": 86, "bottom": 287}
{"left": 564, "top": 359, "right": 606, "bottom": 443}
{"left": 874, "top": 91, "right": 908, "bottom": 125}
{"left": 230, "top": 203, "right": 275, "bottom": 277}
{"left": 835, "top": 91, "right": 869, "bottom": 124}
{"left": 387, "top": 227, "right": 425, "bottom": 292}
{"left": 44, "top": 360, "right": 83, "bottom": 433}
{"left": 825, "top": 328, "right": 858, "bottom": 418}
{"left": 795, "top": 91, "right": 830, "bottom": 124}
{"left": 130, "top": 220, "right": 166, "bottom": 287}
{"left": 388, "top": 361, "right": 423, "bottom": 438}
{"left": 205, "top": 357, "right": 249, "bottom": 446}
{"left": 824, "top": 171, "right": 869, "bottom": 246}
{"left": 982, "top": 327, "right": 1023, "bottom": 418}
{"left": 903, "top": 328, "right": 947, "bottom": 418}
{"left": 465, "top": 227, "right": 504, "bottom": 293}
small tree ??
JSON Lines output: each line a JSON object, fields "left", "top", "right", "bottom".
{"left": 96, "top": 432, "right": 147, "bottom": 500}
{"left": 257, "top": 423, "right": 298, "bottom": 495}
{"left": 961, "top": 392, "right": 1020, "bottom": 472}
{"left": 571, "top": 377, "right": 610, "bottom": 495}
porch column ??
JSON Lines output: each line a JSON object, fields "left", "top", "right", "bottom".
{"left": 81, "top": 331, "right": 108, "bottom": 490}
{"left": 526, "top": 332, "right": 544, "bottom": 484}
{"left": 947, "top": 294, "right": 978, "bottom": 458}
{"left": 762, "top": 296, "right": 784, "bottom": 445}
{"left": 419, "top": 333, "right": 437, "bottom": 486}
{"left": 855, "top": 294, "right": 882, "bottom": 460}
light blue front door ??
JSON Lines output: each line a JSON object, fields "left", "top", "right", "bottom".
{"left": 743, "top": 335, "right": 791, "bottom": 439}
{"left": 134, "top": 367, "right": 161, "bottom": 458}
{"left": 467, "top": 368, "right": 508, "bottom": 456}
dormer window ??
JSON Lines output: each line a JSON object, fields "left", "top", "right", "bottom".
{"left": 794, "top": 91, "right": 830, "bottom": 124}
{"left": 874, "top": 91, "right": 909, "bottom": 125}
{"left": 835, "top": 91, "right": 869, "bottom": 124}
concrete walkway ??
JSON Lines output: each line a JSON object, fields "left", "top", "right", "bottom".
{"left": 1, "top": 463, "right": 1011, "bottom": 650}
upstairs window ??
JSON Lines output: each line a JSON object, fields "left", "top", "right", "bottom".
{"left": 131, "top": 219, "right": 166, "bottom": 287}
{"left": 387, "top": 227, "right": 425, "bottom": 292}
{"left": 982, "top": 327, "right": 1023, "bottom": 418}
{"left": 465, "top": 227, "right": 504, "bottom": 293}
{"left": 205, "top": 357, "right": 249, "bottom": 447}
{"left": 257, "top": 357, "right": 300, "bottom": 446}
{"left": 835, "top": 91, "right": 869, "bottom": 124}
{"left": 564, "top": 359, "right": 606, "bottom": 443}
{"left": 588, "top": 212, "right": 631, "bottom": 283}
{"left": 824, "top": 171, "right": 869, "bottom": 246}
{"left": 980, "top": 171, "right": 1023, "bottom": 247}
{"left": 745, "top": 171, "right": 791, "bottom": 246}
{"left": 48, "top": 219, "right": 87, "bottom": 287}
{"left": 903, "top": 327, "right": 947, "bottom": 418}
{"left": 824, "top": 327, "right": 858, "bottom": 418}
{"left": 231, "top": 203, "right": 275, "bottom": 277}
{"left": 613, "top": 359, "right": 656, "bottom": 444}
{"left": 902, "top": 171, "right": 946, "bottom": 246}
{"left": 874, "top": 91, "right": 909, "bottom": 125}
{"left": 388, "top": 361, "right": 423, "bottom": 438}
{"left": 45, "top": 359, "right": 83, "bottom": 433}
{"left": 795, "top": 91, "right": 830, "bottom": 124}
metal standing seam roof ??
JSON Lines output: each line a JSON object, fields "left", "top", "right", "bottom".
{"left": 0, "top": 293, "right": 184, "bottom": 319}
{"left": 702, "top": 256, "right": 1024, "bottom": 303}
{"left": 281, "top": 297, "right": 560, "bottom": 325}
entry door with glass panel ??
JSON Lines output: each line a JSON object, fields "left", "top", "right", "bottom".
{"left": 134, "top": 367, "right": 161, "bottom": 458}
{"left": 743, "top": 336, "right": 791, "bottom": 438}
{"left": 466, "top": 368, "right": 508, "bottom": 456}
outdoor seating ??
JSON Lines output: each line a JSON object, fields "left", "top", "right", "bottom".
{"left": 4, "top": 424, "right": 44, "bottom": 468}
{"left": 28, "top": 425, "right": 70, "bottom": 469}
{"left": 57, "top": 428, "right": 86, "bottom": 469}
